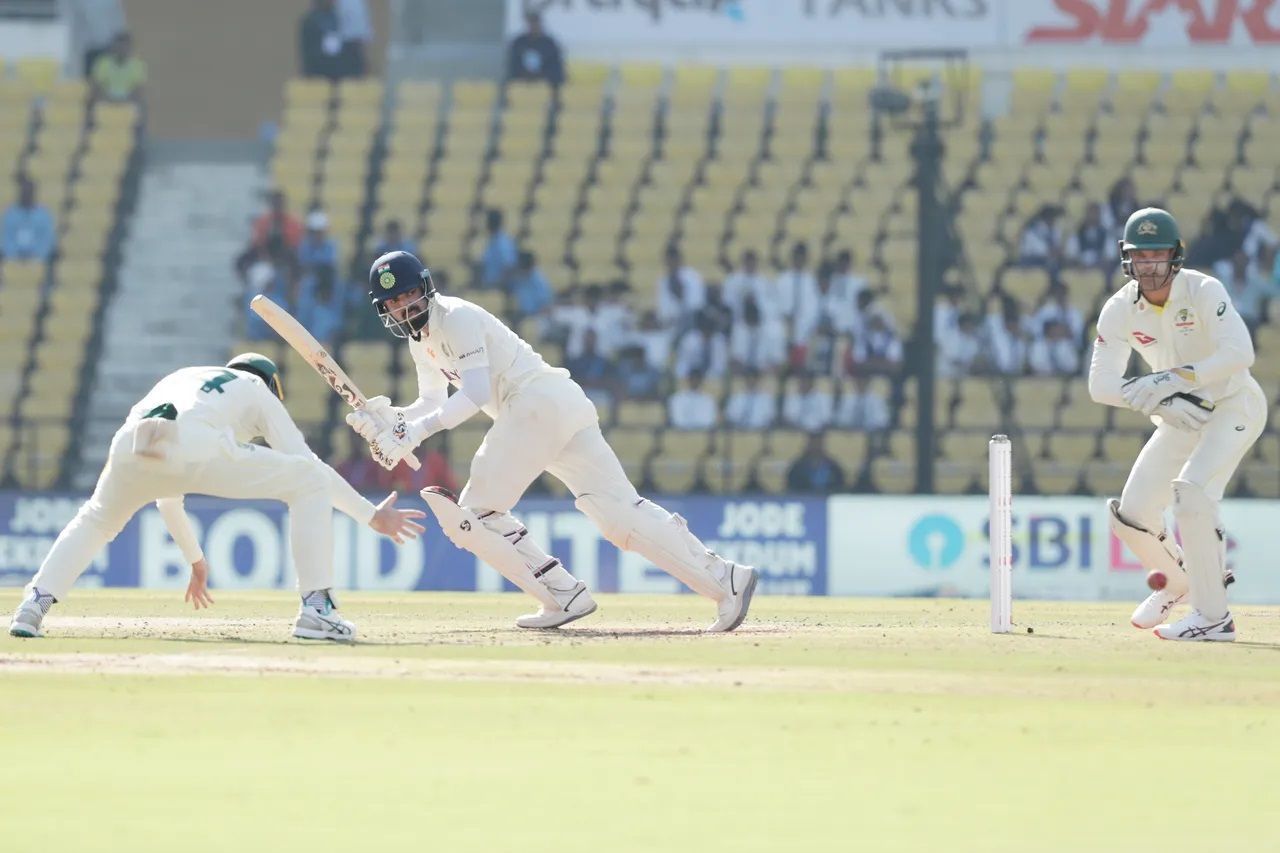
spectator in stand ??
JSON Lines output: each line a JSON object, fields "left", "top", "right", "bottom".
{"left": 1233, "top": 198, "right": 1277, "bottom": 261}
{"left": 1027, "top": 320, "right": 1079, "bottom": 376}
{"left": 296, "top": 273, "right": 344, "bottom": 344}
{"left": 1069, "top": 201, "right": 1112, "bottom": 269}
{"left": 774, "top": 240, "right": 817, "bottom": 347}
{"left": 629, "top": 309, "right": 672, "bottom": 374}
{"left": 336, "top": 0, "right": 372, "bottom": 77}
{"left": 729, "top": 294, "right": 787, "bottom": 374}
{"left": 251, "top": 190, "right": 304, "bottom": 253}
{"left": 509, "top": 250, "right": 554, "bottom": 321}
{"left": 668, "top": 370, "right": 718, "bottom": 430}
{"left": 1106, "top": 176, "right": 1139, "bottom": 229}
{"left": 723, "top": 248, "right": 768, "bottom": 320}
{"left": 674, "top": 311, "right": 729, "bottom": 381}
{"left": 1262, "top": 242, "right": 1280, "bottom": 296}
{"left": 834, "top": 376, "right": 890, "bottom": 431}
{"left": 2, "top": 177, "right": 56, "bottom": 263}
{"left": 565, "top": 329, "right": 614, "bottom": 409}
{"left": 300, "top": 0, "right": 345, "bottom": 80}
{"left": 984, "top": 298, "right": 1029, "bottom": 376}
{"left": 243, "top": 237, "right": 299, "bottom": 339}
{"left": 934, "top": 285, "right": 962, "bottom": 341}
{"left": 1018, "top": 204, "right": 1067, "bottom": 269}
{"left": 1214, "top": 249, "right": 1270, "bottom": 331}
{"left": 795, "top": 261, "right": 857, "bottom": 374}
{"left": 90, "top": 31, "right": 146, "bottom": 107}
{"left": 373, "top": 219, "right": 417, "bottom": 257}
{"left": 506, "top": 11, "right": 565, "bottom": 88}
{"left": 297, "top": 209, "right": 339, "bottom": 291}
{"left": 616, "top": 345, "right": 663, "bottom": 400}
{"left": 782, "top": 372, "right": 834, "bottom": 432}
{"left": 1033, "top": 282, "right": 1083, "bottom": 341}
{"left": 598, "top": 280, "right": 637, "bottom": 350}
{"left": 700, "top": 284, "right": 734, "bottom": 337}
{"left": 849, "top": 311, "right": 903, "bottom": 377}
{"left": 566, "top": 283, "right": 631, "bottom": 359}
{"left": 656, "top": 244, "right": 706, "bottom": 332}
{"left": 724, "top": 369, "right": 777, "bottom": 430}
{"left": 786, "top": 432, "right": 847, "bottom": 494}
{"left": 478, "top": 208, "right": 518, "bottom": 290}
{"left": 830, "top": 249, "right": 867, "bottom": 305}
{"left": 937, "top": 312, "right": 982, "bottom": 379}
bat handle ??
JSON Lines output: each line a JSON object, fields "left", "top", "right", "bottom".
{"left": 404, "top": 452, "right": 421, "bottom": 471}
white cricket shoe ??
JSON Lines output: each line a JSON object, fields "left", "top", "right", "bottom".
{"left": 1153, "top": 610, "right": 1236, "bottom": 642}
{"left": 1131, "top": 588, "right": 1187, "bottom": 630}
{"left": 293, "top": 592, "right": 356, "bottom": 642}
{"left": 707, "top": 563, "right": 759, "bottom": 633}
{"left": 8, "top": 596, "right": 46, "bottom": 638}
{"left": 516, "top": 581, "right": 597, "bottom": 629}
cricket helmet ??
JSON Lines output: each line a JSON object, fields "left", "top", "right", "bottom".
{"left": 226, "top": 352, "right": 284, "bottom": 401}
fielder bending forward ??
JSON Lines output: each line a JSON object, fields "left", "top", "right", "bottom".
{"left": 349, "top": 251, "right": 758, "bottom": 631}
{"left": 8, "top": 354, "right": 425, "bottom": 641}
{"left": 1089, "top": 208, "right": 1266, "bottom": 641}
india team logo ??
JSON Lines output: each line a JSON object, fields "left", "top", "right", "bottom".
{"left": 379, "top": 269, "right": 396, "bottom": 289}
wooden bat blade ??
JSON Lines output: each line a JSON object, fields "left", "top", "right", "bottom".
{"left": 249, "top": 294, "right": 421, "bottom": 471}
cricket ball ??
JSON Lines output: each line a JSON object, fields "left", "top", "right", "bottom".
{"left": 1147, "top": 571, "right": 1168, "bottom": 592}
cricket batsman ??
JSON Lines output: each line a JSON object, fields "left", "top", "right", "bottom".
{"left": 1089, "top": 208, "right": 1266, "bottom": 641}
{"left": 346, "top": 250, "right": 759, "bottom": 632}
{"left": 8, "top": 354, "right": 425, "bottom": 641}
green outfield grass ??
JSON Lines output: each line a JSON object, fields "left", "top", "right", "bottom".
{"left": 2, "top": 590, "right": 1279, "bottom": 852}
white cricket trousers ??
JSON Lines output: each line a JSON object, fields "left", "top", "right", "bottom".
{"left": 1118, "top": 380, "right": 1268, "bottom": 531}
{"left": 459, "top": 374, "right": 637, "bottom": 512}
{"left": 29, "top": 418, "right": 335, "bottom": 601}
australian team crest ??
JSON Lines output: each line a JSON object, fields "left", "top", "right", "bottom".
{"left": 1175, "top": 307, "right": 1196, "bottom": 330}
{"left": 1137, "top": 219, "right": 1158, "bottom": 236}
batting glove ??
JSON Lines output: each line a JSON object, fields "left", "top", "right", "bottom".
{"left": 1121, "top": 368, "right": 1196, "bottom": 415}
{"left": 346, "top": 396, "right": 401, "bottom": 441}
{"left": 1155, "top": 393, "right": 1214, "bottom": 433}
{"left": 368, "top": 418, "right": 429, "bottom": 471}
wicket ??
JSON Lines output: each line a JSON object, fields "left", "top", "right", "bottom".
{"left": 989, "top": 435, "right": 1013, "bottom": 634}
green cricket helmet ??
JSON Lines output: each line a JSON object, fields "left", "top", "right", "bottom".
{"left": 226, "top": 352, "right": 284, "bottom": 401}
{"left": 1119, "top": 207, "right": 1185, "bottom": 284}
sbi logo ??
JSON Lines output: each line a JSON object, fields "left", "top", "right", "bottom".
{"left": 908, "top": 514, "right": 965, "bottom": 569}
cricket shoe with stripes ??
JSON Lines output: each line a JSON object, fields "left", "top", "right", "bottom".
{"left": 1131, "top": 588, "right": 1186, "bottom": 630}
{"left": 293, "top": 591, "right": 356, "bottom": 642}
{"left": 8, "top": 593, "right": 49, "bottom": 638}
{"left": 707, "top": 562, "right": 758, "bottom": 633}
{"left": 1153, "top": 610, "right": 1236, "bottom": 642}
{"left": 516, "top": 567, "right": 597, "bottom": 629}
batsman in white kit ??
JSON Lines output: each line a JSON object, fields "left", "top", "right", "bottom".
{"left": 348, "top": 251, "right": 758, "bottom": 631}
{"left": 8, "top": 354, "right": 425, "bottom": 640}
{"left": 1089, "top": 208, "right": 1266, "bottom": 641}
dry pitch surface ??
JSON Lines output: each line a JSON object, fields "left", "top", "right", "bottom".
{"left": 2, "top": 590, "right": 1279, "bottom": 853}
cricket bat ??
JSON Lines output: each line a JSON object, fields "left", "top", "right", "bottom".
{"left": 250, "top": 294, "right": 420, "bottom": 470}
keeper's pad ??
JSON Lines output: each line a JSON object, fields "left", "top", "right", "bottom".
{"left": 421, "top": 487, "right": 558, "bottom": 609}
{"left": 1172, "top": 480, "right": 1229, "bottom": 620}
{"left": 575, "top": 493, "right": 727, "bottom": 601}
{"left": 1108, "top": 499, "right": 1188, "bottom": 596}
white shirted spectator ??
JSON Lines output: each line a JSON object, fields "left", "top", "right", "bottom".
{"left": 723, "top": 248, "right": 770, "bottom": 320}
{"left": 629, "top": 310, "right": 673, "bottom": 372}
{"left": 984, "top": 305, "right": 1029, "bottom": 376}
{"left": 781, "top": 372, "right": 834, "bottom": 432}
{"left": 830, "top": 249, "right": 867, "bottom": 306}
{"left": 668, "top": 370, "right": 719, "bottom": 430}
{"left": 934, "top": 285, "right": 963, "bottom": 341}
{"left": 724, "top": 370, "right": 777, "bottom": 430}
{"left": 1018, "top": 204, "right": 1066, "bottom": 268}
{"left": 834, "top": 376, "right": 890, "bottom": 431}
{"left": 729, "top": 294, "right": 788, "bottom": 373}
{"left": 656, "top": 244, "right": 705, "bottom": 329}
{"left": 1068, "top": 202, "right": 1112, "bottom": 269}
{"left": 794, "top": 261, "right": 857, "bottom": 343}
{"left": 937, "top": 313, "right": 982, "bottom": 379}
{"left": 773, "top": 241, "right": 817, "bottom": 338}
{"left": 1213, "top": 249, "right": 1271, "bottom": 329}
{"left": 1027, "top": 320, "right": 1079, "bottom": 376}
{"left": 1032, "top": 282, "right": 1084, "bottom": 341}
{"left": 673, "top": 314, "right": 729, "bottom": 381}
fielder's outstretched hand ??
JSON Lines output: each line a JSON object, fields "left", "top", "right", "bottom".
{"left": 185, "top": 557, "right": 215, "bottom": 610}
{"left": 369, "top": 492, "right": 427, "bottom": 543}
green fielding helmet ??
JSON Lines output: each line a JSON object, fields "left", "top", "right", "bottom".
{"left": 226, "top": 352, "right": 284, "bottom": 401}
{"left": 1119, "top": 207, "right": 1185, "bottom": 279}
